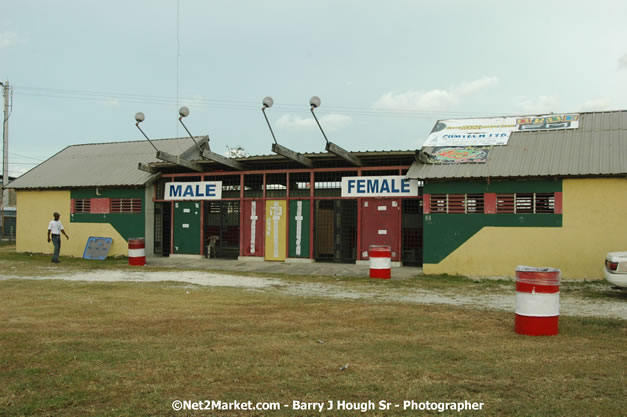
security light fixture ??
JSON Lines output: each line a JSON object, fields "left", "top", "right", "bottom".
{"left": 177, "top": 106, "right": 203, "bottom": 153}
{"left": 309, "top": 96, "right": 321, "bottom": 109}
{"left": 133, "top": 111, "right": 202, "bottom": 173}
{"left": 134, "top": 111, "right": 158, "bottom": 152}
{"left": 309, "top": 96, "right": 361, "bottom": 166}
{"left": 261, "top": 96, "right": 313, "bottom": 168}
{"left": 177, "top": 106, "right": 244, "bottom": 170}
{"left": 261, "top": 97, "right": 277, "bottom": 144}
{"left": 262, "top": 96, "right": 274, "bottom": 109}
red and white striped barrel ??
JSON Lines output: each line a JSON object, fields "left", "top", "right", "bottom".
{"left": 369, "top": 245, "right": 391, "bottom": 279}
{"left": 128, "top": 238, "right": 146, "bottom": 266}
{"left": 515, "top": 266, "right": 560, "bottom": 336}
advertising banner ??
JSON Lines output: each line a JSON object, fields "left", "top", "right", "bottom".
{"left": 423, "top": 114, "right": 579, "bottom": 147}
{"left": 427, "top": 147, "right": 490, "bottom": 164}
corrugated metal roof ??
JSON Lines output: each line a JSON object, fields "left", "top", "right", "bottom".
{"left": 406, "top": 110, "right": 627, "bottom": 180}
{"left": 8, "top": 138, "right": 197, "bottom": 189}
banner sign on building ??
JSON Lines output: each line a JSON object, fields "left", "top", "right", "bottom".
{"left": 165, "top": 181, "right": 222, "bottom": 200}
{"left": 427, "top": 147, "right": 489, "bottom": 164}
{"left": 422, "top": 114, "right": 579, "bottom": 147}
{"left": 341, "top": 176, "right": 419, "bottom": 197}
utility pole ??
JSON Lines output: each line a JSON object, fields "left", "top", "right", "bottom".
{"left": 1, "top": 80, "right": 10, "bottom": 240}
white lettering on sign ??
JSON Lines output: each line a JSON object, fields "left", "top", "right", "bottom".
{"left": 378, "top": 230, "right": 387, "bottom": 235}
{"left": 295, "top": 201, "right": 303, "bottom": 256}
{"left": 341, "top": 176, "right": 419, "bottom": 197}
{"left": 165, "top": 181, "right": 222, "bottom": 200}
{"left": 250, "top": 201, "right": 257, "bottom": 254}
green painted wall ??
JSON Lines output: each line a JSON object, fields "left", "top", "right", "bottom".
{"left": 70, "top": 188, "right": 145, "bottom": 241}
{"left": 423, "top": 179, "right": 562, "bottom": 264}
{"left": 288, "top": 200, "right": 310, "bottom": 258}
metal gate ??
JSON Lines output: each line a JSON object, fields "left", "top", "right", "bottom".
{"left": 402, "top": 198, "right": 423, "bottom": 266}
{"left": 242, "top": 200, "right": 264, "bottom": 257}
{"left": 204, "top": 201, "right": 240, "bottom": 259}
{"left": 289, "top": 200, "right": 310, "bottom": 258}
{"left": 173, "top": 201, "right": 201, "bottom": 254}
{"left": 154, "top": 202, "right": 171, "bottom": 256}
{"left": 314, "top": 199, "right": 357, "bottom": 263}
{"left": 360, "top": 198, "right": 401, "bottom": 261}
{"left": 265, "top": 200, "right": 287, "bottom": 261}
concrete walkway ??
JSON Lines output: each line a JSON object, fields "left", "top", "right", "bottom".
{"left": 147, "top": 256, "right": 423, "bottom": 280}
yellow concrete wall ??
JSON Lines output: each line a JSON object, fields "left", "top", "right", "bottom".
{"left": 424, "top": 178, "right": 627, "bottom": 279}
{"left": 16, "top": 190, "right": 129, "bottom": 258}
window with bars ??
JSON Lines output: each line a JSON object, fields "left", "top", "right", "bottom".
{"left": 110, "top": 198, "right": 142, "bottom": 213}
{"left": 429, "top": 194, "right": 485, "bottom": 214}
{"left": 496, "top": 193, "right": 555, "bottom": 214}
{"left": 73, "top": 199, "right": 91, "bottom": 213}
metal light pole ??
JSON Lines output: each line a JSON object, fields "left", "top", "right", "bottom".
{"left": 0, "top": 81, "right": 10, "bottom": 240}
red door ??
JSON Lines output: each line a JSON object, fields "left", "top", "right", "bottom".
{"left": 360, "top": 199, "right": 400, "bottom": 261}
{"left": 242, "top": 200, "right": 264, "bottom": 257}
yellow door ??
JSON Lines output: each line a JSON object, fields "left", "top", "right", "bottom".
{"left": 265, "top": 200, "right": 287, "bottom": 261}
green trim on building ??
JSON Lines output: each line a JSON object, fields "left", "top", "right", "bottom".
{"left": 423, "top": 213, "right": 562, "bottom": 264}
{"left": 424, "top": 179, "right": 562, "bottom": 194}
{"left": 423, "top": 179, "right": 563, "bottom": 264}
{"left": 70, "top": 188, "right": 145, "bottom": 241}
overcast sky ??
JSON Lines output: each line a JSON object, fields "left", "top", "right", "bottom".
{"left": 2, "top": 0, "right": 627, "bottom": 176}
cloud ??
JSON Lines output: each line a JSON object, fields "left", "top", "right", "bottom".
{"left": 580, "top": 97, "right": 613, "bottom": 111}
{"left": 0, "top": 32, "right": 22, "bottom": 49}
{"left": 514, "top": 95, "right": 559, "bottom": 114}
{"left": 373, "top": 76, "right": 499, "bottom": 111}
{"left": 102, "top": 98, "right": 120, "bottom": 107}
{"left": 276, "top": 113, "right": 352, "bottom": 132}
{"left": 375, "top": 89, "right": 457, "bottom": 111}
{"left": 454, "top": 76, "right": 500, "bottom": 96}
{"left": 182, "top": 94, "right": 205, "bottom": 108}
{"left": 619, "top": 54, "right": 627, "bottom": 70}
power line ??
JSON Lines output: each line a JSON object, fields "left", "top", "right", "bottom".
{"left": 9, "top": 152, "right": 45, "bottom": 161}
{"left": 12, "top": 85, "right": 494, "bottom": 119}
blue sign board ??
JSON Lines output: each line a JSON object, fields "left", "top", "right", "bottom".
{"left": 341, "top": 176, "right": 419, "bottom": 197}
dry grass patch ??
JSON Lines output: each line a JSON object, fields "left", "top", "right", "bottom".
{"left": 0, "top": 279, "right": 625, "bottom": 417}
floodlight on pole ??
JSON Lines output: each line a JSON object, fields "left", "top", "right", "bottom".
{"left": 177, "top": 106, "right": 203, "bottom": 153}
{"left": 261, "top": 96, "right": 278, "bottom": 144}
{"left": 308, "top": 96, "right": 361, "bottom": 166}
{"left": 134, "top": 112, "right": 159, "bottom": 152}
{"left": 309, "top": 96, "right": 329, "bottom": 144}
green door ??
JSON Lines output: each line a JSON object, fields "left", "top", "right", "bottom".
{"left": 173, "top": 201, "right": 201, "bottom": 254}
{"left": 288, "top": 200, "right": 310, "bottom": 258}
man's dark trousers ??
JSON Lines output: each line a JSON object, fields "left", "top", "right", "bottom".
{"left": 52, "top": 235, "right": 61, "bottom": 262}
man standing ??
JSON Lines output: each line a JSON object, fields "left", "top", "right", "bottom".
{"left": 47, "top": 212, "right": 69, "bottom": 263}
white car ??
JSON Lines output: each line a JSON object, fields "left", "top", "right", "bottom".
{"left": 604, "top": 252, "right": 627, "bottom": 289}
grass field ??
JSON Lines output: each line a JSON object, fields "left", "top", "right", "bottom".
{"left": 1, "top": 281, "right": 625, "bottom": 416}
{"left": 0, "top": 247, "right": 626, "bottom": 416}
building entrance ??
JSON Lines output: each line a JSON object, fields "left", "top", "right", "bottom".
{"left": 204, "top": 201, "right": 240, "bottom": 259}
{"left": 314, "top": 199, "right": 357, "bottom": 263}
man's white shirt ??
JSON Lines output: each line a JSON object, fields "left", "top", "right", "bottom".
{"left": 48, "top": 220, "right": 64, "bottom": 235}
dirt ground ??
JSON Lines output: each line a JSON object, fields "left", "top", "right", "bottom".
{"left": 1, "top": 269, "right": 625, "bottom": 320}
